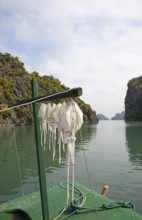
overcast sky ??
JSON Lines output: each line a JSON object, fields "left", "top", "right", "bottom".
{"left": 1, "top": 0, "right": 142, "bottom": 118}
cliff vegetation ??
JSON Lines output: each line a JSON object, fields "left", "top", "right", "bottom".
{"left": 0, "top": 52, "right": 97, "bottom": 125}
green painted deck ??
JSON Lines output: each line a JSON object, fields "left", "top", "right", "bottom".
{"left": 0, "top": 182, "right": 142, "bottom": 220}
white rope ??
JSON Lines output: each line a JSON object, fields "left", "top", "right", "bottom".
{"left": 0, "top": 89, "right": 73, "bottom": 113}
{"left": 79, "top": 129, "right": 98, "bottom": 210}
{"left": 12, "top": 126, "right": 24, "bottom": 196}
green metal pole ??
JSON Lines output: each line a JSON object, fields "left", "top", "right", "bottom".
{"left": 32, "top": 79, "right": 50, "bottom": 220}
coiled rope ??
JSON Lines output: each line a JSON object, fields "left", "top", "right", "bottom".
{"left": 53, "top": 181, "right": 135, "bottom": 220}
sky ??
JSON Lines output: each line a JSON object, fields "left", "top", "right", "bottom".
{"left": 0, "top": 0, "right": 142, "bottom": 119}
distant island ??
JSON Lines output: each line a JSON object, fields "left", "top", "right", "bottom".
{"left": 111, "top": 111, "right": 125, "bottom": 120}
{"left": 97, "top": 114, "right": 108, "bottom": 120}
{"left": 97, "top": 112, "right": 125, "bottom": 120}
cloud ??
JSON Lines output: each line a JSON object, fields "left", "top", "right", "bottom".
{"left": 1, "top": 0, "right": 142, "bottom": 117}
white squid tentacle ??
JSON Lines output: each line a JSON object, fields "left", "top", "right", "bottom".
{"left": 38, "top": 99, "right": 84, "bottom": 205}
{"left": 38, "top": 103, "right": 47, "bottom": 147}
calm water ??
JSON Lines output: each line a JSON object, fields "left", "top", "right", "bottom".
{"left": 0, "top": 121, "right": 142, "bottom": 214}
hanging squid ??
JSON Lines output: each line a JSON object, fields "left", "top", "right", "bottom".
{"left": 58, "top": 99, "right": 83, "bottom": 204}
{"left": 48, "top": 103, "right": 62, "bottom": 160}
{"left": 38, "top": 99, "right": 83, "bottom": 205}
{"left": 38, "top": 103, "right": 47, "bottom": 148}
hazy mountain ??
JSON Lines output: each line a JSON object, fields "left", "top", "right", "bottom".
{"left": 111, "top": 111, "right": 125, "bottom": 120}
{"left": 97, "top": 114, "right": 108, "bottom": 120}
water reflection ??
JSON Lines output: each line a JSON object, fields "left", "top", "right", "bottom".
{"left": 76, "top": 124, "right": 97, "bottom": 148}
{"left": 0, "top": 124, "right": 96, "bottom": 203}
{"left": 125, "top": 122, "right": 142, "bottom": 166}
{"left": 43, "top": 124, "right": 96, "bottom": 166}
{"left": 0, "top": 126, "right": 38, "bottom": 202}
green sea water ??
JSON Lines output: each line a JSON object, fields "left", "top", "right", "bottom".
{"left": 0, "top": 121, "right": 142, "bottom": 214}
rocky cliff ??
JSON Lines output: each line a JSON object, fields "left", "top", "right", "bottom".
{"left": 125, "top": 76, "right": 142, "bottom": 121}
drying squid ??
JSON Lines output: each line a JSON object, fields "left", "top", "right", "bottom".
{"left": 38, "top": 103, "right": 47, "bottom": 147}
{"left": 49, "top": 103, "right": 61, "bottom": 160}
{"left": 58, "top": 99, "right": 83, "bottom": 204}
{"left": 38, "top": 99, "right": 83, "bottom": 205}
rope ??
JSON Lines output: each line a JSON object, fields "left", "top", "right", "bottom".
{"left": 52, "top": 205, "right": 68, "bottom": 220}
{"left": 78, "top": 128, "right": 102, "bottom": 220}
{"left": 79, "top": 130, "right": 96, "bottom": 203}
{"left": 59, "top": 181, "right": 88, "bottom": 207}
{"left": 0, "top": 89, "right": 78, "bottom": 113}
{"left": 52, "top": 181, "right": 88, "bottom": 220}
{"left": 12, "top": 126, "right": 24, "bottom": 196}
{"left": 52, "top": 182, "right": 135, "bottom": 220}
{"left": 70, "top": 201, "right": 135, "bottom": 213}
{"left": 0, "top": 94, "right": 50, "bottom": 112}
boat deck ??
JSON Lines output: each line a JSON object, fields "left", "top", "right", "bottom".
{"left": 0, "top": 182, "right": 142, "bottom": 220}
